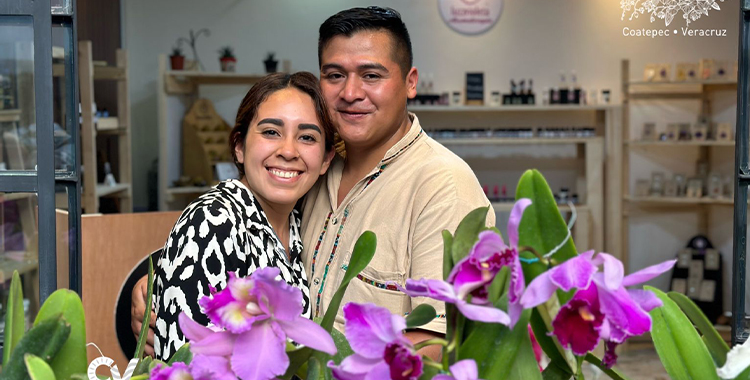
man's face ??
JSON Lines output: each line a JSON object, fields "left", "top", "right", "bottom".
{"left": 319, "top": 30, "right": 417, "bottom": 150}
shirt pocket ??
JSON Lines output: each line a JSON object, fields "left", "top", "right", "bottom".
{"left": 334, "top": 258, "right": 409, "bottom": 329}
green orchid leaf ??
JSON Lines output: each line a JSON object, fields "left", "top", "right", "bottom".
{"left": 0, "top": 314, "right": 70, "bottom": 380}
{"left": 147, "top": 359, "right": 167, "bottom": 372}
{"left": 647, "top": 286, "right": 719, "bottom": 380}
{"left": 419, "top": 364, "right": 441, "bottom": 380}
{"left": 134, "top": 256, "right": 154, "bottom": 360}
{"left": 668, "top": 291, "right": 729, "bottom": 366}
{"left": 733, "top": 365, "right": 750, "bottom": 380}
{"left": 33, "top": 289, "right": 87, "bottom": 380}
{"left": 3, "top": 271, "right": 25, "bottom": 367}
{"left": 515, "top": 170, "right": 578, "bottom": 285}
{"left": 459, "top": 298, "right": 541, "bottom": 380}
{"left": 584, "top": 353, "right": 630, "bottom": 380}
{"left": 451, "top": 207, "right": 489, "bottom": 264}
{"left": 542, "top": 361, "right": 575, "bottom": 380}
{"left": 442, "top": 230, "right": 454, "bottom": 281}
{"left": 132, "top": 356, "right": 153, "bottom": 376}
{"left": 405, "top": 304, "right": 437, "bottom": 329}
{"left": 167, "top": 343, "right": 193, "bottom": 365}
{"left": 306, "top": 356, "right": 321, "bottom": 380}
{"left": 488, "top": 266, "right": 510, "bottom": 305}
{"left": 330, "top": 327, "right": 353, "bottom": 365}
{"left": 24, "top": 354, "right": 56, "bottom": 380}
{"left": 531, "top": 301, "right": 577, "bottom": 374}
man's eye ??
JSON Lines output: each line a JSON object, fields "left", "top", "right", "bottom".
{"left": 363, "top": 73, "right": 380, "bottom": 80}
{"left": 325, "top": 73, "right": 344, "bottom": 80}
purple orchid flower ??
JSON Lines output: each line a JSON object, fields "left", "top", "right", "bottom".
{"left": 179, "top": 267, "right": 336, "bottom": 380}
{"left": 150, "top": 362, "right": 194, "bottom": 380}
{"left": 399, "top": 199, "right": 531, "bottom": 327}
{"left": 329, "top": 303, "right": 423, "bottom": 380}
{"left": 433, "top": 359, "right": 485, "bottom": 380}
{"left": 520, "top": 251, "right": 676, "bottom": 367}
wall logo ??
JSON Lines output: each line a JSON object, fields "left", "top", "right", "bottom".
{"left": 438, "top": 0, "right": 504, "bottom": 35}
{"left": 87, "top": 343, "right": 139, "bottom": 380}
{"left": 621, "top": 0, "right": 724, "bottom": 26}
{"left": 620, "top": 0, "right": 727, "bottom": 37}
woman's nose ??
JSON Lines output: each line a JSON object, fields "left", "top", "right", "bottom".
{"left": 277, "top": 136, "right": 299, "bottom": 159}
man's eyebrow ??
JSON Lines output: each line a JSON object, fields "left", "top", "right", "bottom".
{"left": 257, "top": 118, "right": 283, "bottom": 126}
{"left": 299, "top": 124, "right": 322, "bottom": 134}
{"left": 320, "top": 62, "right": 389, "bottom": 72}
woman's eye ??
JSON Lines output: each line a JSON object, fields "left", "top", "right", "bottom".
{"left": 300, "top": 134, "right": 317, "bottom": 143}
{"left": 262, "top": 130, "right": 280, "bottom": 137}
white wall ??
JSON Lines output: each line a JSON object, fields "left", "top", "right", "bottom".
{"left": 123, "top": 1, "right": 742, "bottom": 310}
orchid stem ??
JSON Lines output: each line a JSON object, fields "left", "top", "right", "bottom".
{"left": 453, "top": 314, "right": 465, "bottom": 360}
{"left": 414, "top": 338, "right": 450, "bottom": 351}
{"left": 519, "top": 246, "right": 548, "bottom": 265}
{"left": 423, "top": 357, "right": 445, "bottom": 371}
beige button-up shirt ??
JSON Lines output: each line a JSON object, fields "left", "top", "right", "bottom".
{"left": 301, "top": 114, "right": 495, "bottom": 334}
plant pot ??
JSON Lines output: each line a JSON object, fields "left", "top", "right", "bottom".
{"left": 170, "top": 55, "right": 185, "bottom": 70}
{"left": 220, "top": 58, "right": 236, "bottom": 72}
{"left": 264, "top": 59, "right": 278, "bottom": 73}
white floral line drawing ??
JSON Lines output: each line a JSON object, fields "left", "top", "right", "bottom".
{"left": 620, "top": 0, "right": 724, "bottom": 27}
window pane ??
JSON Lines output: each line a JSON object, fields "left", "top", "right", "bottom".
{"left": 0, "top": 17, "right": 36, "bottom": 172}
{"left": 0, "top": 192, "right": 40, "bottom": 336}
{"left": 52, "top": 23, "right": 75, "bottom": 175}
{"left": 51, "top": 0, "right": 73, "bottom": 16}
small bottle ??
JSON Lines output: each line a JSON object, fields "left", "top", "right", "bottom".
{"left": 570, "top": 70, "right": 580, "bottom": 104}
{"left": 493, "top": 185, "right": 500, "bottom": 202}
{"left": 558, "top": 71, "right": 569, "bottom": 105}
{"left": 528, "top": 79, "right": 536, "bottom": 105}
{"left": 427, "top": 73, "right": 434, "bottom": 95}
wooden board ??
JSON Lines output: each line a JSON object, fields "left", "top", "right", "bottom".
{"left": 76, "top": 211, "right": 180, "bottom": 371}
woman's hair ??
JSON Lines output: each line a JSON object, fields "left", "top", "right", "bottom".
{"left": 229, "top": 71, "right": 335, "bottom": 178}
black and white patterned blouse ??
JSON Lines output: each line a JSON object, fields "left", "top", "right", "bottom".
{"left": 153, "top": 179, "right": 310, "bottom": 361}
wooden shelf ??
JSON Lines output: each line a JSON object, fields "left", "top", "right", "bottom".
{"left": 434, "top": 137, "right": 601, "bottom": 145}
{"left": 166, "top": 186, "right": 213, "bottom": 195}
{"left": 53, "top": 63, "right": 126, "bottom": 80}
{"left": 625, "top": 195, "right": 734, "bottom": 206}
{"left": 409, "top": 105, "right": 618, "bottom": 112}
{"left": 626, "top": 140, "right": 735, "bottom": 147}
{"left": 0, "top": 193, "right": 35, "bottom": 202}
{"left": 0, "top": 109, "right": 21, "bottom": 123}
{"left": 492, "top": 202, "right": 588, "bottom": 213}
{"left": 96, "top": 183, "right": 130, "bottom": 197}
{"left": 165, "top": 70, "right": 264, "bottom": 92}
{"left": 628, "top": 80, "right": 736, "bottom": 97}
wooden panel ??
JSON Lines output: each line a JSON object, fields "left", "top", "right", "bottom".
{"left": 81, "top": 211, "right": 180, "bottom": 371}
{"left": 79, "top": 41, "right": 98, "bottom": 214}
{"left": 585, "top": 138, "right": 604, "bottom": 252}
{"left": 117, "top": 49, "right": 133, "bottom": 212}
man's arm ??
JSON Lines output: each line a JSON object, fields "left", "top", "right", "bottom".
{"left": 131, "top": 275, "right": 155, "bottom": 357}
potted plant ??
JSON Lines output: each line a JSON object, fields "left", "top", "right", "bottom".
{"left": 170, "top": 46, "right": 185, "bottom": 70}
{"left": 218, "top": 46, "right": 236, "bottom": 72}
{"left": 264, "top": 52, "right": 278, "bottom": 73}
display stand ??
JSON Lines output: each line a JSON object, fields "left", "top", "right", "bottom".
{"left": 157, "top": 54, "right": 264, "bottom": 210}
{"left": 617, "top": 58, "right": 736, "bottom": 288}
{"left": 411, "top": 104, "right": 619, "bottom": 254}
{"left": 76, "top": 41, "right": 133, "bottom": 213}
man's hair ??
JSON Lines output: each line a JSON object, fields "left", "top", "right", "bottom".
{"left": 229, "top": 72, "right": 335, "bottom": 178}
{"left": 318, "top": 6, "right": 413, "bottom": 78}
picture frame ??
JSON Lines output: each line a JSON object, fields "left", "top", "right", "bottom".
{"left": 666, "top": 123, "right": 679, "bottom": 141}
{"left": 689, "top": 259, "right": 704, "bottom": 280}
{"left": 677, "top": 249, "right": 693, "bottom": 268}
{"left": 664, "top": 179, "right": 677, "bottom": 197}
{"left": 650, "top": 172, "right": 665, "bottom": 196}
{"left": 705, "top": 249, "right": 720, "bottom": 270}
{"left": 643, "top": 63, "right": 658, "bottom": 82}
{"left": 675, "top": 63, "right": 698, "bottom": 82}
{"left": 698, "top": 280, "right": 716, "bottom": 302}
{"left": 708, "top": 173, "right": 723, "bottom": 198}
{"left": 686, "top": 178, "right": 703, "bottom": 198}
{"left": 655, "top": 63, "right": 671, "bottom": 82}
{"left": 635, "top": 179, "right": 651, "bottom": 197}
{"left": 671, "top": 278, "right": 687, "bottom": 294}
{"left": 688, "top": 277, "right": 702, "bottom": 299}
{"left": 678, "top": 123, "right": 692, "bottom": 141}
{"left": 674, "top": 173, "right": 687, "bottom": 196}
{"left": 714, "top": 60, "right": 729, "bottom": 81}
{"left": 642, "top": 122, "right": 657, "bottom": 141}
{"left": 714, "top": 123, "right": 733, "bottom": 141}
{"left": 692, "top": 123, "right": 708, "bottom": 141}
{"left": 700, "top": 58, "right": 715, "bottom": 80}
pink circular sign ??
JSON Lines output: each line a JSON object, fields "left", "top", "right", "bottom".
{"left": 438, "top": 0, "right": 504, "bottom": 35}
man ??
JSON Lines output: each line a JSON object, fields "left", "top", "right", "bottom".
{"left": 132, "top": 6, "right": 494, "bottom": 359}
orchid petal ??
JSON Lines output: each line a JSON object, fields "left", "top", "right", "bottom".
{"left": 398, "top": 278, "right": 460, "bottom": 304}
{"left": 552, "top": 298, "right": 603, "bottom": 356}
{"left": 277, "top": 317, "right": 336, "bottom": 355}
{"left": 596, "top": 253, "right": 625, "bottom": 291}
{"left": 189, "top": 330, "right": 236, "bottom": 356}
{"left": 456, "top": 300, "right": 510, "bottom": 325}
{"left": 596, "top": 282, "right": 652, "bottom": 337}
{"left": 343, "top": 303, "right": 406, "bottom": 359}
{"left": 363, "top": 362, "right": 392, "bottom": 380}
{"left": 622, "top": 259, "right": 677, "bottom": 287}
{"left": 717, "top": 338, "right": 750, "bottom": 379}
{"left": 231, "top": 321, "right": 288, "bottom": 380}
{"left": 329, "top": 354, "right": 382, "bottom": 376}
{"left": 190, "top": 355, "right": 236, "bottom": 380}
{"left": 471, "top": 231, "right": 506, "bottom": 260}
{"left": 521, "top": 254, "right": 595, "bottom": 308}
{"left": 508, "top": 198, "right": 531, "bottom": 248}
{"left": 178, "top": 312, "right": 213, "bottom": 341}
{"left": 520, "top": 273, "right": 556, "bottom": 309}
{"left": 450, "top": 359, "right": 480, "bottom": 380}
{"left": 251, "top": 267, "right": 303, "bottom": 321}
{"left": 627, "top": 289, "right": 662, "bottom": 312}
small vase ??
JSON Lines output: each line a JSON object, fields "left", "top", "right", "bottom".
{"left": 170, "top": 55, "right": 185, "bottom": 70}
{"left": 220, "top": 58, "right": 236, "bottom": 72}
{"left": 264, "top": 59, "right": 278, "bottom": 73}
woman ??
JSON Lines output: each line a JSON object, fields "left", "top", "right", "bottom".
{"left": 153, "top": 72, "right": 336, "bottom": 360}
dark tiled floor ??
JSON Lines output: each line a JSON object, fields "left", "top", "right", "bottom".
{"left": 581, "top": 348, "right": 670, "bottom": 380}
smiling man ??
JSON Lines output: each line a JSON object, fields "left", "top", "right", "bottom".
{"left": 300, "top": 6, "right": 495, "bottom": 356}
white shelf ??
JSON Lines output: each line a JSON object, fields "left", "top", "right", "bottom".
{"left": 625, "top": 195, "right": 734, "bottom": 206}
{"left": 0, "top": 109, "right": 21, "bottom": 123}
{"left": 166, "top": 70, "right": 265, "bottom": 85}
{"left": 409, "top": 104, "right": 618, "bottom": 112}
{"left": 435, "top": 137, "right": 601, "bottom": 145}
{"left": 96, "top": 183, "right": 130, "bottom": 197}
{"left": 626, "top": 140, "right": 735, "bottom": 147}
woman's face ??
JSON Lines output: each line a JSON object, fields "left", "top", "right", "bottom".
{"left": 235, "top": 87, "right": 334, "bottom": 211}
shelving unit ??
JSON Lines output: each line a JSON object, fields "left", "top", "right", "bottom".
{"left": 411, "top": 104, "right": 620, "bottom": 254}
{"left": 75, "top": 41, "right": 132, "bottom": 213}
{"left": 157, "top": 55, "right": 265, "bottom": 210}
{"left": 618, "top": 58, "right": 737, "bottom": 272}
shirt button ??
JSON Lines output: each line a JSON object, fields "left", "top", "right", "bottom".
{"left": 332, "top": 217, "right": 338, "bottom": 225}
{"left": 313, "top": 278, "right": 320, "bottom": 286}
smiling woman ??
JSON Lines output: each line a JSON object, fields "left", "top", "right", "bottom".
{"left": 151, "top": 72, "right": 336, "bottom": 361}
